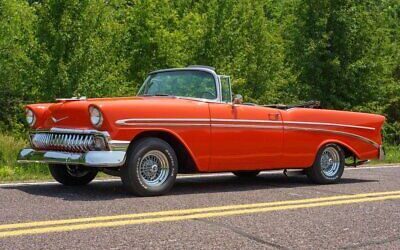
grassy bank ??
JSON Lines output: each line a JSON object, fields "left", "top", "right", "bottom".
{"left": 0, "top": 133, "right": 399, "bottom": 182}
{"left": 0, "top": 133, "right": 49, "bottom": 182}
{"left": 371, "top": 145, "right": 400, "bottom": 165}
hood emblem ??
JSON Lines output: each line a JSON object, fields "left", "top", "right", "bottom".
{"left": 51, "top": 116, "right": 69, "bottom": 123}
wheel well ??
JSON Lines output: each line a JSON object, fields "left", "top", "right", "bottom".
{"left": 128, "top": 131, "right": 198, "bottom": 173}
{"left": 321, "top": 142, "right": 357, "bottom": 159}
{"left": 338, "top": 144, "right": 355, "bottom": 159}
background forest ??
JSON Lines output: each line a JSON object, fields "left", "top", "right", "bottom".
{"left": 0, "top": 0, "right": 399, "bottom": 180}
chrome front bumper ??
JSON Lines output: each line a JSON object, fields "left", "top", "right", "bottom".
{"left": 17, "top": 148, "right": 126, "bottom": 167}
{"left": 18, "top": 128, "right": 130, "bottom": 167}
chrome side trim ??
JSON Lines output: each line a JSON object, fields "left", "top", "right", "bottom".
{"left": 115, "top": 122, "right": 283, "bottom": 130}
{"left": 116, "top": 118, "right": 373, "bottom": 131}
{"left": 116, "top": 118, "right": 210, "bottom": 125}
{"left": 284, "top": 121, "right": 375, "bottom": 131}
{"left": 17, "top": 148, "right": 125, "bottom": 167}
{"left": 212, "top": 124, "right": 282, "bottom": 129}
{"left": 108, "top": 140, "right": 130, "bottom": 145}
{"left": 116, "top": 122, "right": 210, "bottom": 127}
{"left": 212, "top": 119, "right": 281, "bottom": 124}
{"left": 115, "top": 118, "right": 285, "bottom": 129}
{"left": 285, "top": 126, "right": 380, "bottom": 148}
{"left": 108, "top": 140, "right": 130, "bottom": 151}
{"left": 114, "top": 119, "right": 378, "bottom": 147}
{"left": 116, "top": 118, "right": 281, "bottom": 126}
{"left": 115, "top": 120, "right": 284, "bottom": 129}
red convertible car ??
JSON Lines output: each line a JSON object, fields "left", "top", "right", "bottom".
{"left": 18, "top": 66, "right": 385, "bottom": 196}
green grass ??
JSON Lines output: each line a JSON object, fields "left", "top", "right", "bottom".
{"left": 0, "top": 133, "right": 399, "bottom": 182}
{"left": 370, "top": 145, "right": 400, "bottom": 165}
{"left": 0, "top": 133, "right": 49, "bottom": 182}
{"left": 0, "top": 133, "right": 111, "bottom": 182}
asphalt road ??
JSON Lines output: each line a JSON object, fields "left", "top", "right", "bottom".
{"left": 0, "top": 165, "right": 399, "bottom": 250}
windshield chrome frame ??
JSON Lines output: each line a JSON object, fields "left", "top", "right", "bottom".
{"left": 137, "top": 68, "right": 222, "bottom": 102}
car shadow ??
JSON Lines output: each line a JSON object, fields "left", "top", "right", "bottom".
{"left": 1, "top": 172, "right": 378, "bottom": 202}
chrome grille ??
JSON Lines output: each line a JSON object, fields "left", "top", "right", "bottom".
{"left": 31, "top": 132, "right": 96, "bottom": 152}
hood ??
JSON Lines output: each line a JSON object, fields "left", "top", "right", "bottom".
{"left": 26, "top": 96, "right": 210, "bottom": 131}
{"left": 27, "top": 97, "right": 139, "bottom": 129}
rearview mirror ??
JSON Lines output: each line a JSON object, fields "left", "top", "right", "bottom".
{"left": 233, "top": 94, "right": 243, "bottom": 105}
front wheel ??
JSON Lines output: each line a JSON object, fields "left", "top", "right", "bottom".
{"left": 306, "top": 144, "right": 345, "bottom": 184}
{"left": 121, "top": 138, "right": 178, "bottom": 196}
{"left": 49, "top": 164, "right": 98, "bottom": 186}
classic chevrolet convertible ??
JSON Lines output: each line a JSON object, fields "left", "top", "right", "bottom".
{"left": 18, "top": 66, "right": 385, "bottom": 196}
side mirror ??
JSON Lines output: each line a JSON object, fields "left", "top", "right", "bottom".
{"left": 233, "top": 94, "right": 243, "bottom": 105}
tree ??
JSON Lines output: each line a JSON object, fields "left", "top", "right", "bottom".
{"left": 34, "top": 0, "right": 132, "bottom": 100}
{"left": 192, "top": 0, "right": 293, "bottom": 104}
{"left": 123, "top": 0, "right": 207, "bottom": 88}
{"left": 0, "top": 0, "right": 37, "bottom": 131}
{"left": 286, "top": 0, "right": 384, "bottom": 109}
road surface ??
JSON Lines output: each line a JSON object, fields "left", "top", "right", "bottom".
{"left": 0, "top": 165, "right": 399, "bottom": 249}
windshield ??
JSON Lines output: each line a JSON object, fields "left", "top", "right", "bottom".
{"left": 137, "top": 70, "right": 217, "bottom": 100}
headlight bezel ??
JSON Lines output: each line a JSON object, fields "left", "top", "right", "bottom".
{"left": 89, "top": 106, "right": 103, "bottom": 128}
{"left": 25, "top": 108, "right": 36, "bottom": 127}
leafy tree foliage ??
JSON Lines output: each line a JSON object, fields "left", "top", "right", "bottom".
{"left": 0, "top": 0, "right": 37, "bottom": 132}
{"left": 0, "top": 0, "right": 399, "bottom": 142}
{"left": 34, "top": 0, "right": 132, "bottom": 100}
{"left": 287, "top": 0, "right": 384, "bottom": 109}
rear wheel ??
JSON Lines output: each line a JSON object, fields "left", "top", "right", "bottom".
{"left": 121, "top": 138, "right": 178, "bottom": 196}
{"left": 306, "top": 144, "right": 345, "bottom": 184}
{"left": 49, "top": 164, "right": 98, "bottom": 186}
{"left": 232, "top": 170, "right": 260, "bottom": 178}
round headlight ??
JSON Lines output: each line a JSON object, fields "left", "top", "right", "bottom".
{"left": 89, "top": 106, "right": 103, "bottom": 127}
{"left": 26, "top": 109, "right": 36, "bottom": 127}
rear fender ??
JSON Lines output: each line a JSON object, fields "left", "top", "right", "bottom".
{"left": 317, "top": 139, "right": 362, "bottom": 160}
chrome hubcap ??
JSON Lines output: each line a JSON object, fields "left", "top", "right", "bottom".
{"left": 66, "top": 165, "right": 89, "bottom": 177}
{"left": 139, "top": 150, "right": 170, "bottom": 187}
{"left": 320, "top": 147, "right": 341, "bottom": 177}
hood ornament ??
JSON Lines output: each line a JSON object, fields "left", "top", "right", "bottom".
{"left": 51, "top": 116, "right": 69, "bottom": 123}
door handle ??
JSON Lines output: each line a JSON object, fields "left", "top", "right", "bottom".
{"left": 268, "top": 113, "right": 280, "bottom": 121}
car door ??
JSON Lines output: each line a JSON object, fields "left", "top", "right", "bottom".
{"left": 209, "top": 103, "right": 283, "bottom": 171}
{"left": 208, "top": 76, "right": 284, "bottom": 171}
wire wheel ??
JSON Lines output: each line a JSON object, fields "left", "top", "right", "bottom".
{"left": 139, "top": 150, "right": 170, "bottom": 187}
{"left": 66, "top": 165, "right": 90, "bottom": 178}
{"left": 320, "top": 146, "right": 341, "bottom": 178}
